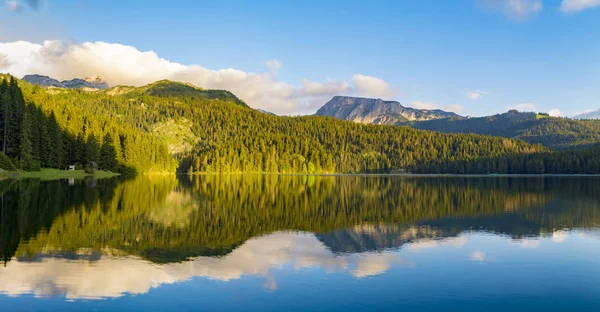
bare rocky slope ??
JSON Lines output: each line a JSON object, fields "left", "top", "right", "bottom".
{"left": 315, "top": 96, "right": 462, "bottom": 124}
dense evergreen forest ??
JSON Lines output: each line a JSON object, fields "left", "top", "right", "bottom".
{"left": 415, "top": 144, "right": 600, "bottom": 174}
{"left": 412, "top": 110, "right": 600, "bottom": 150}
{"left": 2, "top": 74, "right": 598, "bottom": 174}
{"left": 2, "top": 175, "right": 598, "bottom": 264}
{"left": 0, "top": 76, "right": 176, "bottom": 173}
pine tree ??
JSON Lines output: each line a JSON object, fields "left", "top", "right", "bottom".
{"left": 6, "top": 77, "right": 25, "bottom": 158}
{"left": 85, "top": 133, "right": 99, "bottom": 164}
{"left": 99, "top": 132, "right": 118, "bottom": 171}
{"left": 18, "top": 108, "right": 38, "bottom": 171}
{"left": 47, "top": 113, "right": 64, "bottom": 168}
{"left": 0, "top": 79, "right": 8, "bottom": 155}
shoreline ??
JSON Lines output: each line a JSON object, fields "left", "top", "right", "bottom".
{"left": 5, "top": 169, "right": 599, "bottom": 180}
{"left": 4, "top": 168, "right": 120, "bottom": 181}
{"left": 181, "top": 172, "right": 600, "bottom": 178}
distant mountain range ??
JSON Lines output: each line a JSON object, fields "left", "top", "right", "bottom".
{"left": 316, "top": 96, "right": 600, "bottom": 150}
{"left": 315, "top": 96, "right": 461, "bottom": 124}
{"left": 574, "top": 108, "right": 600, "bottom": 119}
{"left": 22, "top": 74, "right": 109, "bottom": 90}
{"left": 413, "top": 110, "right": 600, "bottom": 150}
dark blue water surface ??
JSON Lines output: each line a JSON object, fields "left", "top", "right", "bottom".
{"left": 0, "top": 175, "right": 598, "bottom": 311}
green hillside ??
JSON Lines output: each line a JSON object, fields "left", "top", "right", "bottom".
{"left": 2, "top": 74, "right": 597, "bottom": 174}
{"left": 412, "top": 110, "right": 600, "bottom": 150}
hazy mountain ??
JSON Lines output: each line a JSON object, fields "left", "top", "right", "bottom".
{"left": 256, "top": 108, "right": 276, "bottom": 115}
{"left": 21, "top": 74, "right": 63, "bottom": 87}
{"left": 413, "top": 110, "right": 600, "bottom": 150}
{"left": 22, "top": 74, "right": 109, "bottom": 90}
{"left": 574, "top": 108, "right": 600, "bottom": 119}
{"left": 315, "top": 96, "right": 462, "bottom": 124}
{"left": 84, "top": 76, "right": 110, "bottom": 89}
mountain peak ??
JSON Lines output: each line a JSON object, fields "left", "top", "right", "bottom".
{"left": 315, "top": 96, "right": 461, "bottom": 124}
{"left": 22, "top": 74, "right": 63, "bottom": 88}
{"left": 85, "top": 75, "right": 108, "bottom": 85}
{"left": 22, "top": 74, "right": 109, "bottom": 90}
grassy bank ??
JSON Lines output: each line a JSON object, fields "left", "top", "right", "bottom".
{"left": 14, "top": 168, "right": 120, "bottom": 180}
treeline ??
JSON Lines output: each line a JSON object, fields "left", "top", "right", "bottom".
{"left": 178, "top": 114, "right": 542, "bottom": 174}
{"left": 0, "top": 76, "right": 177, "bottom": 173}
{"left": 413, "top": 110, "right": 600, "bottom": 150}
{"left": 14, "top": 77, "right": 598, "bottom": 174}
{"left": 414, "top": 145, "right": 600, "bottom": 174}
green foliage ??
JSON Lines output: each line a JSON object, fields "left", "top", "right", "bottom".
{"left": 7, "top": 76, "right": 596, "bottom": 175}
{"left": 0, "top": 151, "right": 15, "bottom": 170}
{"left": 414, "top": 145, "right": 600, "bottom": 174}
{"left": 0, "top": 76, "right": 177, "bottom": 173}
{"left": 18, "top": 168, "right": 118, "bottom": 180}
{"left": 100, "top": 133, "right": 118, "bottom": 172}
{"left": 413, "top": 111, "right": 600, "bottom": 150}
{"left": 134, "top": 80, "right": 247, "bottom": 106}
{"left": 84, "top": 164, "right": 95, "bottom": 174}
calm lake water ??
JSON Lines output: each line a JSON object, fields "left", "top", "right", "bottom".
{"left": 0, "top": 175, "right": 599, "bottom": 311}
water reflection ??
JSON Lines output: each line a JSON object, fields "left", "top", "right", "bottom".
{"left": 0, "top": 175, "right": 598, "bottom": 300}
{"left": 1, "top": 230, "right": 597, "bottom": 300}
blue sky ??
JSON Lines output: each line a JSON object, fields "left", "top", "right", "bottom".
{"left": 1, "top": 0, "right": 599, "bottom": 116}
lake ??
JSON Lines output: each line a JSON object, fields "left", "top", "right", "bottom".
{"left": 0, "top": 175, "right": 599, "bottom": 311}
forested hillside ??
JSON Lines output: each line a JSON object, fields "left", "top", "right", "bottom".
{"left": 313, "top": 96, "right": 600, "bottom": 150}
{"left": 412, "top": 110, "right": 600, "bottom": 150}
{"left": 415, "top": 145, "right": 600, "bottom": 174}
{"left": 0, "top": 75, "right": 177, "bottom": 173}
{"left": 3, "top": 74, "right": 598, "bottom": 174}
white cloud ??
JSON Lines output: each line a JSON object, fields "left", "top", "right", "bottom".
{"left": 0, "top": 53, "right": 9, "bottom": 68}
{"left": 445, "top": 104, "right": 465, "bottom": 113}
{"left": 5, "top": 0, "right": 22, "bottom": 12}
{"left": 351, "top": 74, "right": 395, "bottom": 98}
{"left": 4, "top": 0, "right": 44, "bottom": 12}
{"left": 265, "top": 59, "right": 282, "bottom": 77}
{"left": 515, "top": 239, "right": 540, "bottom": 248}
{"left": 300, "top": 79, "right": 351, "bottom": 96}
{"left": 509, "top": 103, "right": 536, "bottom": 111}
{"left": 0, "top": 232, "right": 404, "bottom": 299}
{"left": 350, "top": 253, "right": 396, "bottom": 278}
{"left": 407, "top": 236, "right": 467, "bottom": 251}
{"left": 0, "top": 40, "right": 393, "bottom": 115}
{"left": 466, "top": 90, "right": 489, "bottom": 100}
{"left": 469, "top": 250, "right": 495, "bottom": 262}
{"left": 548, "top": 108, "right": 562, "bottom": 117}
{"left": 477, "top": 0, "right": 543, "bottom": 20}
{"left": 560, "top": 0, "right": 600, "bottom": 13}
{"left": 410, "top": 101, "right": 464, "bottom": 113}
{"left": 552, "top": 230, "right": 568, "bottom": 243}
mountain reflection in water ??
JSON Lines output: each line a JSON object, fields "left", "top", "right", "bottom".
{"left": 0, "top": 175, "right": 598, "bottom": 301}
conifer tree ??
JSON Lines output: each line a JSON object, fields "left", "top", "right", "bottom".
{"left": 18, "top": 108, "right": 37, "bottom": 170}
{"left": 100, "top": 132, "right": 118, "bottom": 171}
{"left": 47, "top": 113, "right": 64, "bottom": 168}
{"left": 85, "top": 133, "right": 99, "bottom": 164}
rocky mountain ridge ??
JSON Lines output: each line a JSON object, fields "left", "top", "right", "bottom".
{"left": 22, "top": 74, "right": 109, "bottom": 90}
{"left": 315, "top": 96, "right": 462, "bottom": 124}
